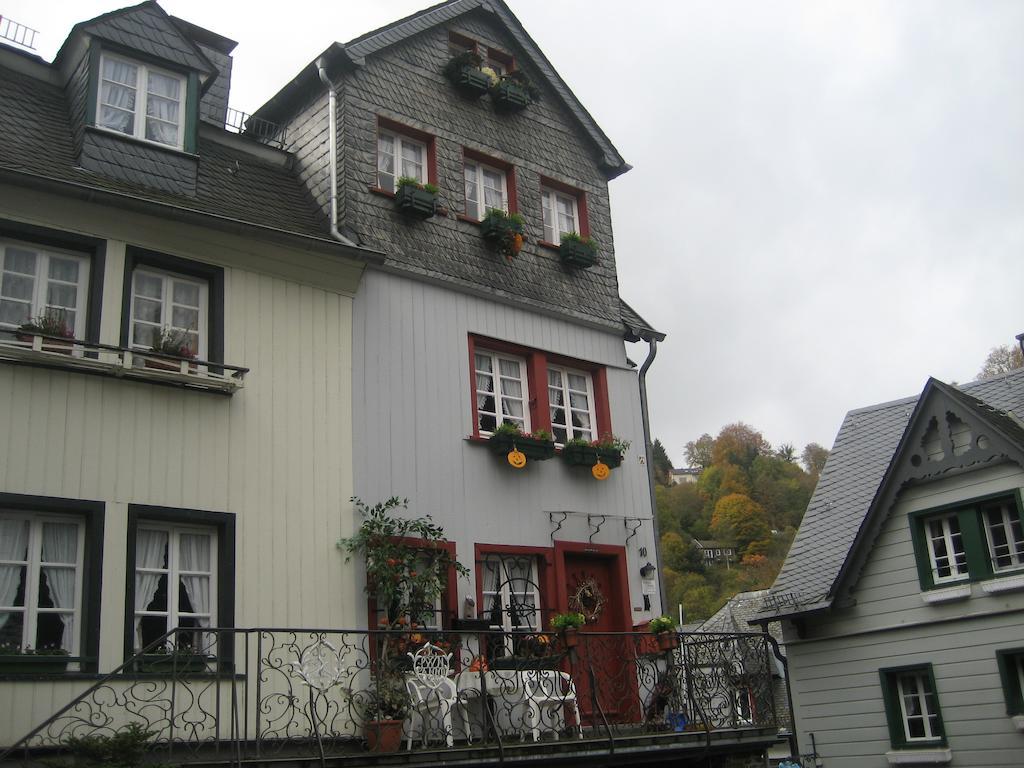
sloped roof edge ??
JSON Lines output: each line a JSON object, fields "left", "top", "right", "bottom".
{"left": 620, "top": 299, "right": 666, "bottom": 342}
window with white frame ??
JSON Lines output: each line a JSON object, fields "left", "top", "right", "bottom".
{"left": 129, "top": 268, "right": 207, "bottom": 359}
{"left": 464, "top": 158, "right": 508, "bottom": 221}
{"left": 377, "top": 128, "right": 427, "bottom": 193}
{"left": 481, "top": 554, "right": 541, "bottom": 656}
{"left": 97, "top": 54, "right": 185, "bottom": 149}
{"left": 547, "top": 365, "right": 595, "bottom": 445}
{"left": 475, "top": 349, "right": 530, "bottom": 435}
{"left": 924, "top": 513, "right": 968, "bottom": 584}
{"left": 0, "top": 240, "right": 89, "bottom": 337}
{"left": 133, "top": 524, "right": 216, "bottom": 652}
{"left": 982, "top": 498, "right": 1024, "bottom": 573}
{"left": 0, "top": 513, "right": 84, "bottom": 655}
{"left": 881, "top": 666, "right": 944, "bottom": 745}
{"left": 541, "top": 187, "right": 580, "bottom": 243}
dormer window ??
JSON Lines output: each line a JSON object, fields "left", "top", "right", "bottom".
{"left": 98, "top": 54, "right": 185, "bottom": 149}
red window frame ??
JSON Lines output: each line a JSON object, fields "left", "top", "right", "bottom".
{"left": 467, "top": 334, "right": 611, "bottom": 440}
{"left": 447, "top": 31, "right": 516, "bottom": 73}
{"left": 460, "top": 148, "right": 518, "bottom": 222}
{"left": 373, "top": 116, "right": 438, "bottom": 196}
{"left": 539, "top": 177, "right": 590, "bottom": 248}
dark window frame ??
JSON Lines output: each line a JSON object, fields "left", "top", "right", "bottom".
{"left": 0, "top": 492, "right": 104, "bottom": 675}
{"left": 120, "top": 246, "right": 224, "bottom": 365}
{"left": 124, "top": 504, "right": 235, "bottom": 672}
{"left": 996, "top": 648, "right": 1024, "bottom": 716}
{"left": 908, "top": 491, "right": 1024, "bottom": 591}
{"left": 0, "top": 219, "right": 107, "bottom": 345}
{"left": 879, "top": 663, "right": 947, "bottom": 749}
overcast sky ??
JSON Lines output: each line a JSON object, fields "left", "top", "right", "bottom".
{"left": 9, "top": 0, "right": 1023, "bottom": 464}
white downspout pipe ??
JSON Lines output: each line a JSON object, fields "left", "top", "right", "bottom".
{"left": 317, "top": 59, "right": 358, "bottom": 247}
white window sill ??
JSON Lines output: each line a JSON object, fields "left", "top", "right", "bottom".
{"left": 885, "top": 748, "right": 952, "bottom": 765}
{"left": 1013, "top": 715, "right": 1024, "bottom": 732}
{"left": 921, "top": 584, "right": 972, "bottom": 605}
{"left": 981, "top": 573, "right": 1024, "bottom": 594}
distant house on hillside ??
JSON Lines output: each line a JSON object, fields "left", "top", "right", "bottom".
{"left": 669, "top": 467, "right": 701, "bottom": 484}
{"left": 754, "top": 369, "right": 1024, "bottom": 767}
{"left": 694, "top": 538, "right": 736, "bottom": 566}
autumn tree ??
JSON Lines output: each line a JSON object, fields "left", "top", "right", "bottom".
{"left": 684, "top": 433, "right": 714, "bottom": 469}
{"left": 651, "top": 438, "right": 673, "bottom": 485}
{"left": 978, "top": 343, "right": 1023, "bottom": 380}
{"left": 801, "top": 443, "right": 829, "bottom": 480}
{"left": 711, "top": 493, "right": 771, "bottom": 557}
{"left": 711, "top": 423, "right": 771, "bottom": 470}
{"left": 660, "top": 531, "right": 705, "bottom": 573}
{"left": 776, "top": 443, "right": 796, "bottom": 462}
{"left": 656, "top": 482, "right": 705, "bottom": 537}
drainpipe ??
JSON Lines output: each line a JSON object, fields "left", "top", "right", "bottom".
{"left": 316, "top": 59, "right": 358, "bottom": 247}
{"left": 638, "top": 335, "right": 666, "bottom": 615}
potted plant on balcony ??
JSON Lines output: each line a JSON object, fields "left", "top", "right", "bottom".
{"left": 0, "top": 645, "right": 70, "bottom": 674}
{"left": 487, "top": 421, "right": 555, "bottom": 465}
{"left": 395, "top": 176, "right": 439, "bottom": 219}
{"left": 490, "top": 70, "right": 540, "bottom": 113}
{"left": 550, "top": 611, "right": 586, "bottom": 649}
{"left": 649, "top": 615, "right": 679, "bottom": 652}
{"left": 339, "top": 496, "right": 470, "bottom": 751}
{"left": 145, "top": 327, "right": 196, "bottom": 372}
{"left": 480, "top": 208, "right": 526, "bottom": 260}
{"left": 443, "top": 50, "right": 497, "bottom": 98}
{"left": 559, "top": 232, "right": 598, "bottom": 268}
{"left": 17, "top": 309, "right": 74, "bottom": 354}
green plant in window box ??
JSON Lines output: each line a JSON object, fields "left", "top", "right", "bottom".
{"left": 490, "top": 70, "right": 540, "bottom": 113}
{"left": 17, "top": 309, "right": 75, "bottom": 354}
{"left": 562, "top": 433, "right": 629, "bottom": 469}
{"left": 0, "top": 645, "right": 70, "bottom": 674}
{"left": 443, "top": 50, "right": 496, "bottom": 98}
{"left": 136, "top": 645, "right": 210, "bottom": 674}
{"left": 480, "top": 208, "right": 526, "bottom": 260}
{"left": 488, "top": 421, "right": 556, "bottom": 462}
{"left": 394, "top": 176, "right": 439, "bottom": 219}
{"left": 559, "top": 232, "right": 599, "bottom": 269}
{"left": 144, "top": 326, "right": 197, "bottom": 372}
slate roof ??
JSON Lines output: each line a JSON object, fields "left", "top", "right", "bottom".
{"left": 621, "top": 299, "right": 666, "bottom": 342}
{"left": 763, "top": 367, "right": 1024, "bottom": 619}
{"left": 0, "top": 58, "right": 336, "bottom": 245}
{"left": 56, "top": 1, "right": 214, "bottom": 79}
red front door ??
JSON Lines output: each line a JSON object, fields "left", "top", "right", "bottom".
{"left": 562, "top": 549, "right": 640, "bottom": 724}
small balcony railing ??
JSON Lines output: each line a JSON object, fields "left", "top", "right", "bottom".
{"left": 0, "top": 626, "right": 780, "bottom": 765}
{"left": 0, "top": 332, "right": 247, "bottom": 394}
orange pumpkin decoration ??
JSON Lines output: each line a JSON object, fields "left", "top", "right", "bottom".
{"left": 510, "top": 233, "right": 524, "bottom": 255}
{"left": 592, "top": 461, "right": 610, "bottom": 481}
{"left": 508, "top": 449, "right": 527, "bottom": 468}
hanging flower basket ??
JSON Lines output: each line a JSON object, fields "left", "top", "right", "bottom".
{"left": 559, "top": 236, "right": 598, "bottom": 269}
{"left": 395, "top": 178, "right": 438, "bottom": 219}
{"left": 481, "top": 209, "right": 526, "bottom": 260}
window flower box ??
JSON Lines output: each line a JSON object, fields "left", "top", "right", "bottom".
{"left": 559, "top": 235, "right": 598, "bottom": 269}
{"left": 491, "top": 79, "right": 533, "bottom": 112}
{"left": 0, "top": 652, "right": 70, "bottom": 674}
{"left": 444, "top": 51, "right": 496, "bottom": 99}
{"left": 136, "top": 650, "right": 211, "bottom": 674}
{"left": 142, "top": 327, "right": 197, "bottom": 372}
{"left": 17, "top": 310, "right": 75, "bottom": 354}
{"left": 562, "top": 435, "right": 628, "bottom": 469}
{"left": 481, "top": 209, "right": 526, "bottom": 259}
{"left": 488, "top": 432, "right": 555, "bottom": 462}
{"left": 395, "top": 178, "right": 438, "bottom": 219}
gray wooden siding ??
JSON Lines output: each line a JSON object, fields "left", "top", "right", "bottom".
{"left": 352, "top": 269, "right": 660, "bottom": 616}
{"left": 786, "top": 612, "right": 1024, "bottom": 767}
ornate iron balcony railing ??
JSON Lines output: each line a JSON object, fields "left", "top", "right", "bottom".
{"left": 0, "top": 627, "right": 780, "bottom": 765}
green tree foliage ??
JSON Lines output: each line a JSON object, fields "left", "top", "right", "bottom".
{"left": 656, "top": 422, "right": 819, "bottom": 622}
{"left": 684, "top": 433, "right": 714, "bottom": 469}
{"left": 801, "top": 443, "right": 829, "bottom": 480}
{"left": 978, "top": 343, "right": 1024, "bottom": 380}
{"left": 711, "top": 493, "right": 771, "bottom": 557}
{"left": 651, "top": 438, "right": 673, "bottom": 485}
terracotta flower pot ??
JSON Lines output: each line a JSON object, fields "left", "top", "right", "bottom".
{"left": 366, "top": 718, "right": 404, "bottom": 752}
{"left": 656, "top": 632, "right": 679, "bottom": 652}
{"left": 562, "top": 627, "right": 579, "bottom": 649}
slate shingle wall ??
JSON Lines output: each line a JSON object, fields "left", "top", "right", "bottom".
{"left": 281, "top": 7, "right": 623, "bottom": 329}
{"left": 87, "top": 4, "right": 208, "bottom": 73}
{"left": 80, "top": 128, "right": 198, "bottom": 197}
{"left": 66, "top": 52, "right": 90, "bottom": 157}
{"left": 198, "top": 43, "right": 231, "bottom": 127}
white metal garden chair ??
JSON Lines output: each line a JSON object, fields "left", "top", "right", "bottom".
{"left": 404, "top": 642, "right": 457, "bottom": 749}
{"left": 523, "top": 670, "right": 583, "bottom": 741}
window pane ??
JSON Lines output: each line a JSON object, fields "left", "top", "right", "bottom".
{"left": 0, "top": 610, "right": 24, "bottom": 648}
{"left": 147, "top": 71, "right": 180, "bottom": 100}
{"left": 48, "top": 257, "right": 79, "bottom": 284}
{"left": 378, "top": 133, "right": 395, "bottom": 190}
{"left": 132, "top": 322, "right": 156, "bottom": 348}
{"left": 172, "top": 281, "right": 200, "bottom": 307}
{"left": 133, "top": 297, "right": 162, "bottom": 324}
{"left": 172, "top": 306, "right": 199, "bottom": 331}
{"left": 1, "top": 273, "right": 33, "bottom": 302}
{"left": 400, "top": 141, "right": 423, "bottom": 181}
{"left": 145, "top": 116, "right": 178, "bottom": 145}
{"left": 542, "top": 192, "right": 555, "bottom": 242}
{"left": 46, "top": 283, "right": 77, "bottom": 310}
{"left": 0, "top": 299, "right": 30, "bottom": 325}
{"left": 464, "top": 163, "right": 479, "bottom": 220}
{"left": 99, "top": 104, "right": 134, "bottom": 134}
{"left": 0, "top": 565, "right": 26, "bottom": 608}
{"left": 134, "top": 272, "right": 163, "bottom": 300}
{"left": 103, "top": 58, "right": 137, "bottom": 86}
{"left": 5, "top": 248, "right": 37, "bottom": 275}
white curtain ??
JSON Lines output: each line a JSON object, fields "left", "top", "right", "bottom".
{"left": 179, "top": 534, "right": 211, "bottom": 634}
{"left": 135, "top": 529, "right": 167, "bottom": 647}
{"left": 41, "top": 522, "right": 78, "bottom": 651}
{"left": 100, "top": 59, "right": 137, "bottom": 134}
{"left": 498, "top": 359, "right": 524, "bottom": 422}
{"left": 145, "top": 72, "right": 180, "bottom": 145}
{"left": 0, "top": 518, "right": 29, "bottom": 633}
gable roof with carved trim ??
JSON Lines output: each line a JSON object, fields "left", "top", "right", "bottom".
{"left": 758, "top": 367, "right": 1024, "bottom": 622}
